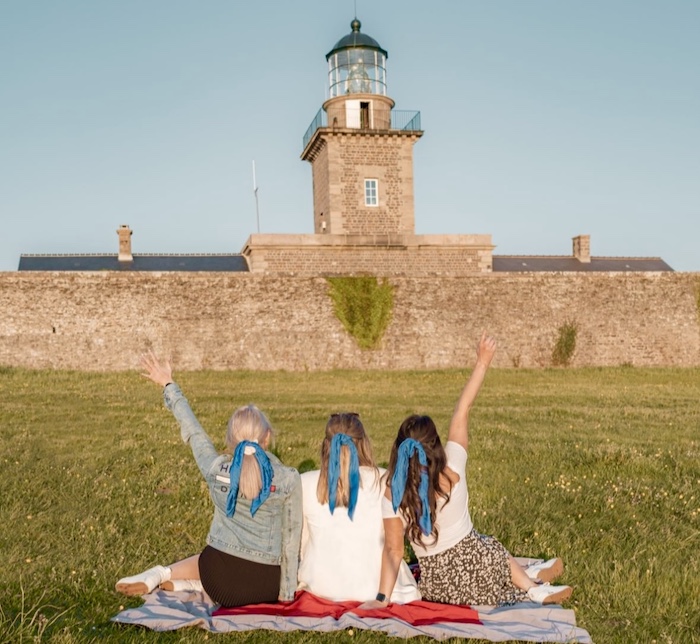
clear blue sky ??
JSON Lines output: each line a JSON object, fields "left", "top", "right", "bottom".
{"left": 1, "top": 0, "right": 698, "bottom": 271}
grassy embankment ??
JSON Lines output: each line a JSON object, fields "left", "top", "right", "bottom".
{"left": 1, "top": 366, "right": 698, "bottom": 643}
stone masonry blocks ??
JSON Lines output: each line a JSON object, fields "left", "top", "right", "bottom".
{"left": 0, "top": 272, "right": 698, "bottom": 371}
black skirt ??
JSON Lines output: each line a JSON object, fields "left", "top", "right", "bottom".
{"left": 198, "top": 545, "right": 281, "bottom": 607}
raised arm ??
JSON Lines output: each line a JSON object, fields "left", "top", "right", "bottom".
{"left": 140, "top": 350, "right": 219, "bottom": 476}
{"left": 446, "top": 332, "right": 496, "bottom": 451}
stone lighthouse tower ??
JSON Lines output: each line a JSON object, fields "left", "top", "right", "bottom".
{"left": 241, "top": 18, "right": 493, "bottom": 276}
{"left": 301, "top": 19, "right": 423, "bottom": 236}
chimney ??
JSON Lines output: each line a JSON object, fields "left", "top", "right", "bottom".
{"left": 572, "top": 234, "right": 591, "bottom": 263}
{"left": 117, "top": 225, "right": 133, "bottom": 262}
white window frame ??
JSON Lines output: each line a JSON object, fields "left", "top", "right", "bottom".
{"left": 364, "top": 179, "right": 378, "bottom": 207}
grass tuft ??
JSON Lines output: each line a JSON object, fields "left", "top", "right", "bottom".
{"left": 0, "top": 583, "right": 74, "bottom": 643}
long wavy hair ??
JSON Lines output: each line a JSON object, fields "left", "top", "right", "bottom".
{"left": 225, "top": 404, "right": 273, "bottom": 500}
{"left": 316, "top": 412, "right": 377, "bottom": 507}
{"left": 386, "top": 414, "right": 451, "bottom": 547}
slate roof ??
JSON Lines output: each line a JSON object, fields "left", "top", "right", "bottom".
{"left": 492, "top": 256, "right": 674, "bottom": 272}
{"left": 17, "top": 254, "right": 249, "bottom": 272}
{"left": 17, "top": 253, "right": 673, "bottom": 273}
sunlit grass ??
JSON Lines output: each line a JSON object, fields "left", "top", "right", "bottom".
{"left": 1, "top": 367, "right": 698, "bottom": 643}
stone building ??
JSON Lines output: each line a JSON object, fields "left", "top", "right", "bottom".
{"left": 6, "top": 19, "right": 693, "bottom": 372}
{"left": 241, "top": 18, "right": 493, "bottom": 276}
{"left": 18, "top": 19, "right": 672, "bottom": 275}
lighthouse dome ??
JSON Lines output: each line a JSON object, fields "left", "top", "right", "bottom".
{"left": 326, "top": 19, "right": 387, "bottom": 98}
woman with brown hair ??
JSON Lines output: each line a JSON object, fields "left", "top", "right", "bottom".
{"left": 362, "top": 333, "right": 571, "bottom": 608}
{"left": 297, "top": 412, "right": 420, "bottom": 603}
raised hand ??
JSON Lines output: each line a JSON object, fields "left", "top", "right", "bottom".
{"left": 475, "top": 331, "right": 496, "bottom": 368}
{"left": 448, "top": 331, "right": 497, "bottom": 449}
{"left": 140, "top": 350, "right": 173, "bottom": 387}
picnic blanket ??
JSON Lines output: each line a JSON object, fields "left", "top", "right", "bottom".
{"left": 112, "top": 589, "right": 592, "bottom": 642}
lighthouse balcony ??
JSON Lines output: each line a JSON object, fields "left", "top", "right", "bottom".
{"left": 302, "top": 108, "right": 421, "bottom": 150}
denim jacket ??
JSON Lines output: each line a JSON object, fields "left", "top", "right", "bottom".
{"left": 163, "top": 383, "right": 302, "bottom": 601}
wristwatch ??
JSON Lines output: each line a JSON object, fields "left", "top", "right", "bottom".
{"left": 376, "top": 592, "right": 388, "bottom": 603}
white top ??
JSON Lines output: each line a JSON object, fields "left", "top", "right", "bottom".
{"left": 382, "top": 441, "right": 473, "bottom": 558}
{"left": 298, "top": 466, "right": 421, "bottom": 603}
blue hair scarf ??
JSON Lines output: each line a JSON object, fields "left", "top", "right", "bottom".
{"left": 327, "top": 433, "right": 360, "bottom": 520}
{"left": 390, "top": 438, "right": 432, "bottom": 536}
{"left": 226, "top": 440, "right": 274, "bottom": 518}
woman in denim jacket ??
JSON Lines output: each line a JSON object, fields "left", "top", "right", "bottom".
{"left": 115, "top": 352, "right": 302, "bottom": 607}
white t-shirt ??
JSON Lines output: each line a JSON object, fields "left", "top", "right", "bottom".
{"left": 382, "top": 441, "right": 474, "bottom": 558}
{"left": 298, "top": 467, "right": 421, "bottom": 603}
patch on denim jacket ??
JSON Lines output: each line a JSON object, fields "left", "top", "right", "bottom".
{"left": 216, "top": 468, "right": 276, "bottom": 495}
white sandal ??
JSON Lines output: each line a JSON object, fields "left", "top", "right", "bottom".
{"left": 115, "top": 565, "right": 170, "bottom": 596}
{"left": 526, "top": 583, "right": 573, "bottom": 605}
{"left": 525, "top": 557, "right": 564, "bottom": 583}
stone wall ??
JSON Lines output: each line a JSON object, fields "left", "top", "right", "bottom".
{"left": 309, "top": 138, "right": 330, "bottom": 234}
{"left": 0, "top": 271, "right": 697, "bottom": 371}
{"left": 242, "top": 234, "right": 493, "bottom": 276}
{"left": 332, "top": 132, "right": 418, "bottom": 235}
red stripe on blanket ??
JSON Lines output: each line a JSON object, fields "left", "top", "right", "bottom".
{"left": 213, "top": 591, "right": 481, "bottom": 626}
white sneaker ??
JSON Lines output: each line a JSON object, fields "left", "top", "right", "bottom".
{"left": 526, "top": 583, "right": 572, "bottom": 605}
{"left": 160, "top": 579, "right": 204, "bottom": 593}
{"left": 525, "top": 558, "right": 564, "bottom": 583}
{"left": 115, "top": 565, "right": 171, "bottom": 596}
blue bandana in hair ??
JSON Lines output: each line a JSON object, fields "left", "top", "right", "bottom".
{"left": 327, "top": 433, "right": 360, "bottom": 520}
{"left": 226, "top": 440, "right": 274, "bottom": 517}
{"left": 390, "top": 438, "right": 432, "bottom": 536}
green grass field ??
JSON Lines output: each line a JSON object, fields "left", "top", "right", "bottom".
{"left": 1, "top": 366, "right": 698, "bottom": 643}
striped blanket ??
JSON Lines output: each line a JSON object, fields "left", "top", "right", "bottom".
{"left": 113, "top": 588, "right": 592, "bottom": 642}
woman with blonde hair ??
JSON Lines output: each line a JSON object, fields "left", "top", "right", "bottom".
{"left": 297, "top": 412, "right": 420, "bottom": 603}
{"left": 362, "top": 333, "right": 571, "bottom": 609}
{"left": 115, "top": 352, "right": 302, "bottom": 607}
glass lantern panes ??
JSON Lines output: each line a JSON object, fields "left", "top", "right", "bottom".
{"left": 328, "top": 49, "right": 387, "bottom": 98}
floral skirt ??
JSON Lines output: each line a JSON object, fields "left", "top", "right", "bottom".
{"left": 417, "top": 528, "right": 528, "bottom": 606}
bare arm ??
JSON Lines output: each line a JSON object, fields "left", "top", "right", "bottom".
{"left": 357, "top": 516, "right": 405, "bottom": 609}
{"left": 446, "top": 331, "right": 496, "bottom": 451}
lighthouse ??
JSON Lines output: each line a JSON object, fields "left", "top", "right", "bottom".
{"left": 241, "top": 18, "right": 493, "bottom": 276}
{"left": 301, "top": 19, "right": 423, "bottom": 237}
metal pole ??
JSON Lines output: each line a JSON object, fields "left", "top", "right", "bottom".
{"left": 252, "top": 160, "right": 260, "bottom": 233}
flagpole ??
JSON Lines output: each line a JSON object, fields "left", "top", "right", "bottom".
{"left": 252, "top": 160, "right": 260, "bottom": 233}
